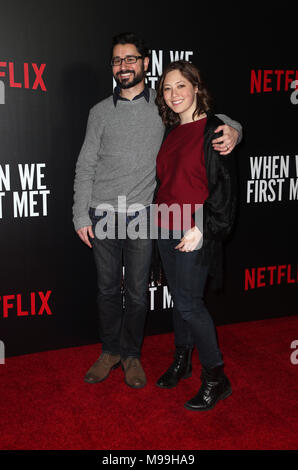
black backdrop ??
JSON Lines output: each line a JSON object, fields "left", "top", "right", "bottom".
{"left": 0, "top": 1, "right": 297, "bottom": 357}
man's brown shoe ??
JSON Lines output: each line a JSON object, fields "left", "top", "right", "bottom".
{"left": 121, "top": 358, "right": 147, "bottom": 389}
{"left": 84, "top": 353, "right": 121, "bottom": 384}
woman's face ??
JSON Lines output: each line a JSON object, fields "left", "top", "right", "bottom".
{"left": 163, "top": 69, "right": 198, "bottom": 123}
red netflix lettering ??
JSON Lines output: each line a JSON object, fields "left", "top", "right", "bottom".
{"left": 37, "top": 290, "right": 52, "bottom": 315}
{"left": 31, "top": 292, "right": 36, "bottom": 315}
{"left": 24, "top": 63, "right": 29, "bottom": 89}
{"left": 244, "top": 264, "right": 298, "bottom": 290}
{"left": 250, "top": 70, "right": 261, "bottom": 93}
{"left": 245, "top": 268, "right": 255, "bottom": 290}
{"left": 0, "top": 61, "right": 47, "bottom": 92}
{"left": 267, "top": 266, "right": 277, "bottom": 285}
{"left": 250, "top": 69, "right": 298, "bottom": 93}
{"left": 277, "top": 265, "right": 287, "bottom": 284}
{"left": 0, "top": 62, "right": 7, "bottom": 77}
{"left": 275, "top": 70, "right": 284, "bottom": 91}
{"left": 9, "top": 62, "right": 22, "bottom": 88}
{"left": 263, "top": 70, "right": 273, "bottom": 92}
{"left": 32, "top": 63, "right": 47, "bottom": 91}
{"left": 257, "top": 267, "right": 266, "bottom": 287}
{"left": 287, "top": 265, "right": 296, "bottom": 283}
{"left": 0, "top": 290, "right": 52, "bottom": 318}
{"left": 17, "top": 293, "right": 29, "bottom": 316}
{"left": 2, "top": 295, "right": 15, "bottom": 317}
{"left": 285, "top": 70, "right": 294, "bottom": 91}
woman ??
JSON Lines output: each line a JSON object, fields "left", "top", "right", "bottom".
{"left": 154, "top": 60, "right": 236, "bottom": 411}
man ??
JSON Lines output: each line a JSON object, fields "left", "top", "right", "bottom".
{"left": 72, "top": 32, "right": 242, "bottom": 389}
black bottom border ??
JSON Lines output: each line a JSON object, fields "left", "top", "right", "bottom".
{"left": 0, "top": 449, "right": 296, "bottom": 466}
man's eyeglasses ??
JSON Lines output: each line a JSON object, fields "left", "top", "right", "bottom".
{"left": 111, "top": 55, "right": 143, "bottom": 66}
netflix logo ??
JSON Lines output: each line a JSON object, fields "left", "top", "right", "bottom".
{"left": 245, "top": 264, "right": 297, "bottom": 290}
{"left": 250, "top": 69, "right": 298, "bottom": 93}
{"left": 0, "top": 60, "right": 47, "bottom": 104}
{"left": 250, "top": 69, "right": 298, "bottom": 105}
{"left": 0, "top": 290, "right": 52, "bottom": 318}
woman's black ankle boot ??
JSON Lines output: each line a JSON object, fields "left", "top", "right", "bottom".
{"left": 156, "top": 347, "right": 193, "bottom": 389}
{"left": 184, "top": 365, "right": 232, "bottom": 411}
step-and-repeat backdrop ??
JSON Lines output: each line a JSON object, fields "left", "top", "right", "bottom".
{"left": 0, "top": 3, "right": 297, "bottom": 356}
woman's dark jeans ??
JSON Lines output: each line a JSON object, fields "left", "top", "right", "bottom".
{"left": 158, "top": 237, "right": 223, "bottom": 368}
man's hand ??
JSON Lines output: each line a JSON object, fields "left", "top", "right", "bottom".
{"left": 175, "top": 226, "right": 202, "bottom": 252}
{"left": 77, "top": 225, "right": 94, "bottom": 248}
{"left": 212, "top": 124, "right": 239, "bottom": 155}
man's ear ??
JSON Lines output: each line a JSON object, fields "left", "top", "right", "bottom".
{"left": 144, "top": 56, "right": 149, "bottom": 72}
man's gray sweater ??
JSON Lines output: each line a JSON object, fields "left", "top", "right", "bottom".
{"left": 73, "top": 89, "right": 164, "bottom": 231}
{"left": 72, "top": 88, "right": 242, "bottom": 231}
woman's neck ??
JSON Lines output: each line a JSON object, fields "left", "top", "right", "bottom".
{"left": 180, "top": 111, "right": 207, "bottom": 125}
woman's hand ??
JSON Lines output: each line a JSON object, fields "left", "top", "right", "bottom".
{"left": 175, "top": 226, "right": 202, "bottom": 252}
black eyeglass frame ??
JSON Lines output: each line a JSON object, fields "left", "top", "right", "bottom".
{"left": 111, "top": 55, "right": 143, "bottom": 66}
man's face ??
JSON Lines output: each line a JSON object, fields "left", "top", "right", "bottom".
{"left": 112, "top": 43, "right": 149, "bottom": 89}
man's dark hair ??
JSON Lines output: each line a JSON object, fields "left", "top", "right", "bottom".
{"left": 111, "top": 32, "right": 150, "bottom": 59}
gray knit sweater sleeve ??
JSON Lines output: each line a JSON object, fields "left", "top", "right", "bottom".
{"left": 215, "top": 113, "right": 243, "bottom": 143}
{"left": 72, "top": 105, "right": 105, "bottom": 231}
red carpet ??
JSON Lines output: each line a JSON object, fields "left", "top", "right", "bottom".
{"left": 0, "top": 316, "right": 297, "bottom": 450}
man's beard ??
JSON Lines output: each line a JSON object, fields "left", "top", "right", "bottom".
{"left": 114, "top": 67, "right": 145, "bottom": 89}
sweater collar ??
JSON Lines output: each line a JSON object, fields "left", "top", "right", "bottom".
{"left": 113, "top": 85, "right": 150, "bottom": 107}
